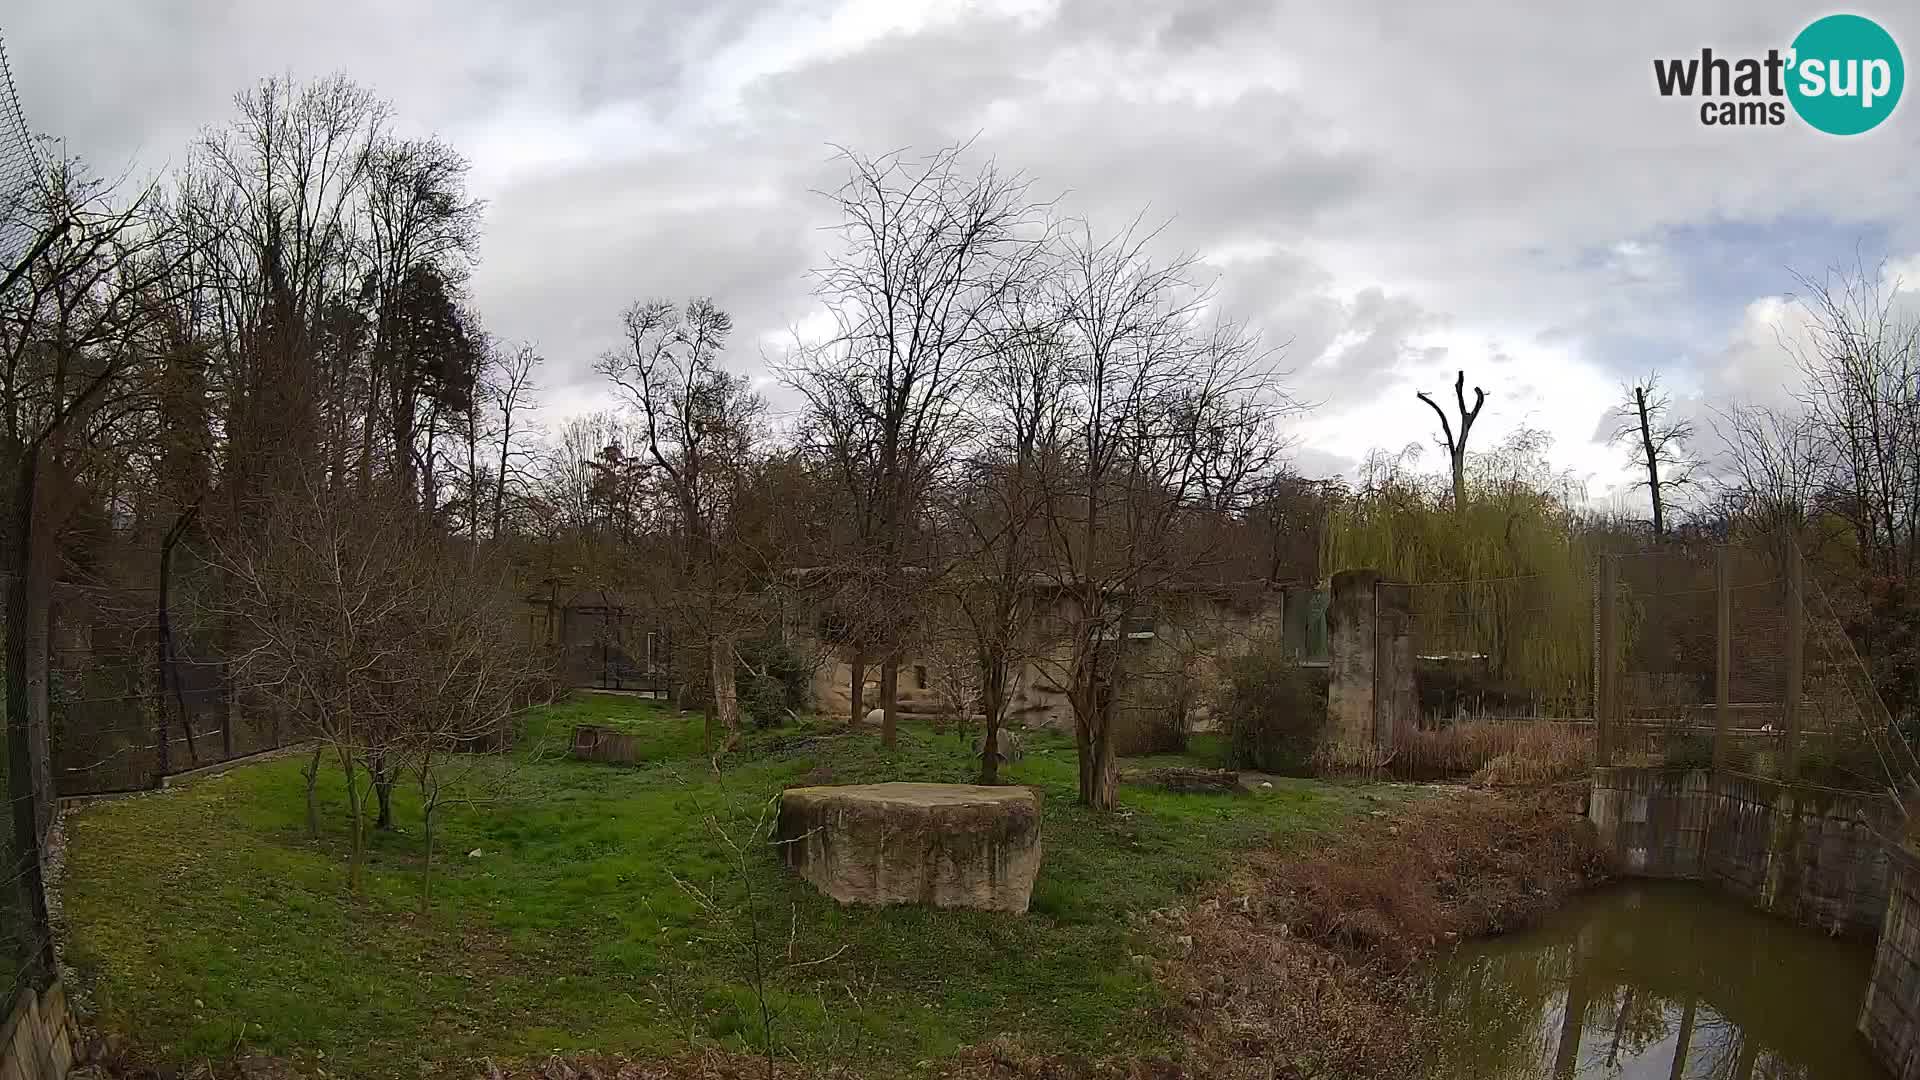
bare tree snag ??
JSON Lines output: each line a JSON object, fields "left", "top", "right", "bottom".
{"left": 1608, "top": 374, "right": 1697, "bottom": 541}
{"left": 1416, "top": 370, "right": 1487, "bottom": 515}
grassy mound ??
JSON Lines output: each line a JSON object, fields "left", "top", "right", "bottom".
{"left": 61, "top": 695, "right": 1390, "bottom": 1078}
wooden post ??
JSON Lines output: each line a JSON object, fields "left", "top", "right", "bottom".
{"left": 1783, "top": 550, "right": 1804, "bottom": 780}
{"left": 1598, "top": 556, "right": 1618, "bottom": 767}
{"left": 1714, "top": 547, "right": 1731, "bottom": 772}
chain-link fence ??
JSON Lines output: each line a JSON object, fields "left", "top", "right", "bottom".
{"left": 1599, "top": 543, "right": 1917, "bottom": 795}
{"left": 49, "top": 579, "right": 290, "bottom": 795}
{"left": 1404, "top": 572, "right": 1595, "bottom": 720}
{"left": 0, "top": 25, "right": 54, "bottom": 1016}
{"left": 1365, "top": 539, "right": 1918, "bottom": 794}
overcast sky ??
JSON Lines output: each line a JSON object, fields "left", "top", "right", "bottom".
{"left": 8, "top": 0, "right": 1919, "bottom": 504}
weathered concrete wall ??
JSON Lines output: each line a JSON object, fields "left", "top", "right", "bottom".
{"left": 0, "top": 981, "right": 74, "bottom": 1080}
{"left": 1325, "top": 570, "right": 1414, "bottom": 752}
{"left": 1862, "top": 845, "right": 1920, "bottom": 1079}
{"left": 799, "top": 588, "right": 1301, "bottom": 738}
{"left": 1326, "top": 570, "right": 1379, "bottom": 749}
{"left": 1589, "top": 766, "right": 1898, "bottom": 937}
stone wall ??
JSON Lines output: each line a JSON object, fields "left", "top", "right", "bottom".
{"left": 1588, "top": 766, "right": 1898, "bottom": 937}
{"left": 799, "top": 588, "right": 1302, "bottom": 737}
{"left": 1325, "top": 570, "right": 1414, "bottom": 751}
{"left": 0, "top": 981, "right": 74, "bottom": 1080}
{"left": 1862, "top": 844, "right": 1920, "bottom": 1079}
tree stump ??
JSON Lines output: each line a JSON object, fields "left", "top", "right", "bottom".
{"left": 777, "top": 782, "right": 1043, "bottom": 913}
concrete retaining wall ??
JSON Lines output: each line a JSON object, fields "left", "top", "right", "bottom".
{"left": 1863, "top": 845, "right": 1920, "bottom": 1079}
{"left": 0, "top": 981, "right": 73, "bottom": 1080}
{"left": 1588, "top": 766, "right": 1898, "bottom": 937}
{"left": 1589, "top": 765, "right": 1920, "bottom": 1077}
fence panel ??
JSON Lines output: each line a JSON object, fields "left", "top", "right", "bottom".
{"left": 1401, "top": 572, "right": 1595, "bottom": 723}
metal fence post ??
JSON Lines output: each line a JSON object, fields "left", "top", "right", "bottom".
{"left": 1714, "top": 546, "right": 1731, "bottom": 772}
{"left": 1784, "top": 549, "right": 1804, "bottom": 780}
{"left": 1597, "top": 555, "right": 1618, "bottom": 767}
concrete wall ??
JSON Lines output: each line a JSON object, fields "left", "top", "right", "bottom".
{"left": 1325, "top": 570, "right": 1414, "bottom": 752}
{"left": 799, "top": 588, "right": 1299, "bottom": 737}
{"left": 1589, "top": 767, "right": 1898, "bottom": 937}
{"left": 0, "top": 981, "right": 74, "bottom": 1080}
{"left": 1862, "top": 845, "right": 1920, "bottom": 1079}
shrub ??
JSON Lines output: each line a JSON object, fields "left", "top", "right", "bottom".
{"left": 1389, "top": 719, "right": 1591, "bottom": 785}
{"left": 1798, "top": 735, "right": 1892, "bottom": 791}
{"left": 1112, "top": 702, "right": 1190, "bottom": 757}
{"left": 735, "top": 634, "right": 812, "bottom": 728}
{"left": 1218, "top": 639, "right": 1325, "bottom": 775}
{"left": 1661, "top": 731, "right": 1714, "bottom": 771}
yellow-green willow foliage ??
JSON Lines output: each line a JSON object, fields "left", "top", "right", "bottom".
{"left": 1323, "top": 440, "right": 1594, "bottom": 713}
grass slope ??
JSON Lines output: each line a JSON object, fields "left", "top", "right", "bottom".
{"left": 61, "top": 695, "right": 1390, "bottom": 1077}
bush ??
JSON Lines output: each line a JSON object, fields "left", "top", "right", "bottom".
{"left": 1393, "top": 720, "right": 1591, "bottom": 784}
{"left": 1661, "top": 732, "right": 1714, "bottom": 771}
{"left": 1219, "top": 640, "right": 1325, "bottom": 775}
{"left": 735, "top": 634, "right": 812, "bottom": 728}
{"left": 1798, "top": 735, "right": 1892, "bottom": 791}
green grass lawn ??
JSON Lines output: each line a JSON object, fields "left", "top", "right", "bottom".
{"left": 61, "top": 695, "right": 1394, "bottom": 1077}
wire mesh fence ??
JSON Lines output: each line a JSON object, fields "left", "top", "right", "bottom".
{"left": 1403, "top": 572, "right": 1595, "bottom": 721}
{"left": 1367, "top": 540, "right": 1918, "bottom": 797}
{"left": 0, "top": 27, "right": 52, "bottom": 1012}
{"left": 48, "top": 581, "right": 291, "bottom": 795}
{"left": 0, "top": 34, "right": 38, "bottom": 272}
{"left": 1598, "top": 543, "right": 1916, "bottom": 796}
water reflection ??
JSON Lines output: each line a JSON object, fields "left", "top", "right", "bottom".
{"left": 1426, "top": 881, "right": 1885, "bottom": 1079}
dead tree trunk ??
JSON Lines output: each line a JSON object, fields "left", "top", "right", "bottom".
{"left": 1416, "top": 370, "right": 1487, "bottom": 516}
{"left": 1635, "top": 386, "right": 1665, "bottom": 539}
{"left": 709, "top": 632, "right": 739, "bottom": 749}
{"left": 848, "top": 647, "right": 868, "bottom": 726}
{"left": 879, "top": 657, "right": 899, "bottom": 748}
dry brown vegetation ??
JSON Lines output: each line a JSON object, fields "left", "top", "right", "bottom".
{"left": 1320, "top": 719, "right": 1592, "bottom": 786}
{"left": 1152, "top": 783, "right": 1613, "bottom": 1080}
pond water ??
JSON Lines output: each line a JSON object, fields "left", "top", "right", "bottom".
{"left": 1426, "top": 881, "right": 1886, "bottom": 1079}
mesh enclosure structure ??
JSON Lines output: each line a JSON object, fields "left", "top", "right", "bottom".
{"left": 48, "top": 580, "right": 290, "bottom": 796}
{"left": 0, "top": 31, "right": 51, "bottom": 1005}
{"left": 1598, "top": 543, "right": 1917, "bottom": 795}
{"left": 0, "top": 35, "right": 38, "bottom": 272}
{"left": 1368, "top": 540, "right": 1918, "bottom": 795}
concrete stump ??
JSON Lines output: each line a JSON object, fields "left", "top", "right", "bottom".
{"left": 777, "top": 782, "right": 1043, "bottom": 913}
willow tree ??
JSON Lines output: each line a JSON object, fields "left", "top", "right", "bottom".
{"left": 1323, "top": 429, "right": 1593, "bottom": 711}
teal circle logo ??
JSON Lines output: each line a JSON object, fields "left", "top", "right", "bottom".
{"left": 1788, "top": 14, "right": 1903, "bottom": 134}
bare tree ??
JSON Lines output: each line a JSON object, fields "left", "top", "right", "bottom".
{"left": 596, "top": 297, "right": 765, "bottom": 749}
{"left": 486, "top": 341, "right": 541, "bottom": 540}
{"left": 1416, "top": 370, "right": 1487, "bottom": 515}
{"left": 1037, "top": 222, "right": 1290, "bottom": 809}
{"left": 786, "top": 145, "right": 1051, "bottom": 748}
{"left": 934, "top": 292, "right": 1069, "bottom": 782}
{"left": 1607, "top": 374, "right": 1697, "bottom": 540}
{"left": 1709, "top": 402, "right": 1828, "bottom": 565}
{"left": 209, "top": 476, "right": 539, "bottom": 890}
{"left": 1783, "top": 260, "right": 1920, "bottom": 577}
{"left": 0, "top": 154, "right": 182, "bottom": 982}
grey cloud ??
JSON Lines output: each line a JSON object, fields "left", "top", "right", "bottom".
{"left": 12, "top": 0, "right": 1917, "bottom": 474}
